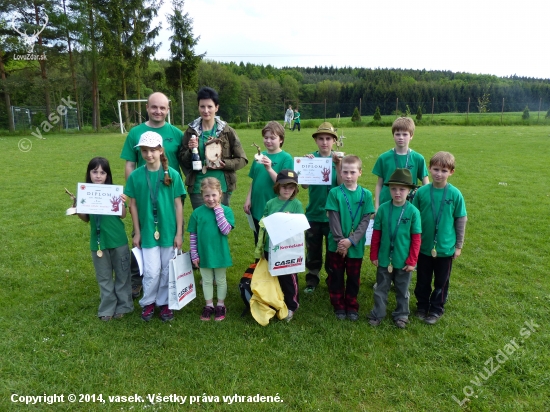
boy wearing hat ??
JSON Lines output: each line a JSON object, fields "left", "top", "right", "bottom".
{"left": 368, "top": 168, "right": 421, "bottom": 328}
{"left": 260, "top": 169, "right": 303, "bottom": 321}
{"left": 302, "top": 122, "right": 341, "bottom": 294}
{"left": 325, "top": 155, "right": 375, "bottom": 321}
{"left": 412, "top": 152, "right": 467, "bottom": 325}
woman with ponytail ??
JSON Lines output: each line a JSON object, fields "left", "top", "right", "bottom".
{"left": 125, "top": 131, "right": 186, "bottom": 322}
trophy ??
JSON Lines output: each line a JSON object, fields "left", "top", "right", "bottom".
{"left": 65, "top": 188, "right": 77, "bottom": 215}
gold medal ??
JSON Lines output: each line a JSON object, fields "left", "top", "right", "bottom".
{"left": 349, "top": 230, "right": 354, "bottom": 237}
{"left": 97, "top": 250, "right": 103, "bottom": 258}
{"left": 431, "top": 248, "right": 437, "bottom": 258}
{"left": 388, "top": 263, "right": 393, "bottom": 273}
{"left": 154, "top": 231, "right": 160, "bottom": 240}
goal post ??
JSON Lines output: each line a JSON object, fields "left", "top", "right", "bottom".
{"left": 117, "top": 99, "right": 172, "bottom": 134}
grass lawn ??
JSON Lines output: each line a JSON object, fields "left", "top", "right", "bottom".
{"left": 1, "top": 125, "right": 549, "bottom": 411}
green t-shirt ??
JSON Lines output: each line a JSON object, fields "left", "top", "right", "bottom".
{"left": 187, "top": 204, "right": 235, "bottom": 268}
{"left": 192, "top": 126, "right": 227, "bottom": 194}
{"left": 305, "top": 152, "right": 338, "bottom": 223}
{"left": 262, "top": 197, "right": 304, "bottom": 252}
{"left": 124, "top": 166, "right": 186, "bottom": 248}
{"left": 326, "top": 185, "right": 375, "bottom": 258}
{"left": 372, "top": 149, "right": 428, "bottom": 205}
{"left": 293, "top": 111, "right": 301, "bottom": 123}
{"left": 248, "top": 150, "right": 294, "bottom": 221}
{"left": 373, "top": 200, "right": 421, "bottom": 268}
{"left": 120, "top": 123, "right": 183, "bottom": 173}
{"left": 88, "top": 214, "right": 128, "bottom": 251}
{"left": 412, "top": 183, "right": 467, "bottom": 257}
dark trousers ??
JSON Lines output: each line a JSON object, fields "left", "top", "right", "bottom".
{"left": 414, "top": 253, "right": 453, "bottom": 316}
{"left": 305, "top": 221, "right": 331, "bottom": 287}
{"left": 264, "top": 252, "right": 299, "bottom": 311}
{"left": 327, "top": 251, "right": 362, "bottom": 312}
{"left": 292, "top": 122, "right": 301, "bottom": 131}
{"left": 252, "top": 217, "right": 261, "bottom": 246}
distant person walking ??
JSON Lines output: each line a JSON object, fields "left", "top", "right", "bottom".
{"left": 284, "top": 105, "right": 294, "bottom": 129}
{"left": 291, "top": 108, "right": 301, "bottom": 132}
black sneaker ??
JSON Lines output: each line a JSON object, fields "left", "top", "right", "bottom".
{"left": 159, "top": 305, "right": 174, "bottom": 322}
{"left": 415, "top": 310, "right": 427, "bottom": 320}
{"left": 424, "top": 313, "right": 441, "bottom": 325}
{"left": 335, "top": 310, "right": 346, "bottom": 320}
{"left": 394, "top": 318, "right": 408, "bottom": 329}
{"left": 141, "top": 304, "right": 155, "bottom": 322}
{"left": 347, "top": 311, "right": 359, "bottom": 321}
{"left": 132, "top": 285, "right": 142, "bottom": 299}
{"left": 200, "top": 306, "right": 215, "bottom": 321}
{"left": 215, "top": 305, "right": 226, "bottom": 321}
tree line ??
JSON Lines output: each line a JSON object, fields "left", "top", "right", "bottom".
{"left": 2, "top": 0, "right": 550, "bottom": 131}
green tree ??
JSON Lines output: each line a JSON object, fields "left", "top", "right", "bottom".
{"left": 165, "top": 0, "right": 203, "bottom": 126}
{"left": 416, "top": 106, "right": 422, "bottom": 122}
{"left": 373, "top": 106, "right": 381, "bottom": 121}
{"left": 351, "top": 107, "right": 361, "bottom": 122}
{"left": 522, "top": 105, "right": 530, "bottom": 120}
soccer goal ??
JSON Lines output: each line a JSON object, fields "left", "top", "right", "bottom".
{"left": 117, "top": 99, "right": 172, "bottom": 134}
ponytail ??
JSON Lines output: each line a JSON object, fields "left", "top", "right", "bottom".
{"left": 160, "top": 151, "right": 172, "bottom": 185}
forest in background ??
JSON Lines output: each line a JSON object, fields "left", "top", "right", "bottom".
{"left": 2, "top": 0, "right": 550, "bottom": 131}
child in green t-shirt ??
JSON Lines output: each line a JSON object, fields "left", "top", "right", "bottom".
{"left": 325, "top": 156, "right": 375, "bottom": 321}
{"left": 125, "top": 132, "right": 186, "bottom": 323}
{"left": 259, "top": 169, "right": 304, "bottom": 322}
{"left": 372, "top": 117, "right": 429, "bottom": 211}
{"left": 188, "top": 178, "right": 235, "bottom": 321}
{"left": 291, "top": 108, "right": 301, "bottom": 132}
{"left": 301, "top": 122, "right": 341, "bottom": 294}
{"left": 77, "top": 157, "right": 133, "bottom": 321}
{"left": 368, "top": 168, "right": 421, "bottom": 329}
{"left": 412, "top": 152, "right": 467, "bottom": 325}
{"left": 244, "top": 121, "right": 293, "bottom": 244}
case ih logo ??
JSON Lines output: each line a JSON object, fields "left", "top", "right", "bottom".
{"left": 12, "top": 12, "right": 48, "bottom": 59}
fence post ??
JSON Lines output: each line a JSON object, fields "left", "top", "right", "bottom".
{"left": 324, "top": 99, "right": 326, "bottom": 121}
{"left": 359, "top": 98, "right": 362, "bottom": 116}
{"left": 538, "top": 97, "right": 542, "bottom": 123}
{"left": 247, "top": 97, "right": 250, "bottom": 125}
{"left": 501, "top": 98, "right": 504, "bottom": 124}
{"left": 431, "top": 97, "right": 434, "bottom": 122}
{"left": 396, "top": 98, "right": 399, "bottom": 117}
{"left": 466, "top": 97, "right": 470, "bottom": 122}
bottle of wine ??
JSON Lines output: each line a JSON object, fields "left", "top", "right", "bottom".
{"left": 191, "top": 147, "right": 202, "bottom": 171}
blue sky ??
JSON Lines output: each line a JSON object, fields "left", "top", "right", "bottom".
{"left": 154, "top": 0, "right": 548, "bottom": 79}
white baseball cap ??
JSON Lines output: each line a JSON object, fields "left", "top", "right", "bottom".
{"left": 135, "top": 131, "right": 163, "bottom": 148}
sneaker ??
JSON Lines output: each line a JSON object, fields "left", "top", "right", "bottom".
{"left": 285, "top": 310, "right": 294, "bottom": 322}
{"left": 373, "top": 282, "right": 378, "bottom": 290}
{"left": 368, "top": 317, "right": 381, "bottom": 326}
{"left": 99, "top": 315, "right": 112, "bottom": 322}
{"left": 141, "top": 304, "right": 155, "bottom": 322}
{"left": 200, "top": 306, "right": 215, "bottom": 321}
{"left": 347, "top": 311, "right": 359, "bottom": 321}
{"left": 132, "top": 285, "right": 142, "bottom": 299}
{"left": 394, "top": 319, "right": 408, "bottom": 329}
{"left": 160, "top": 305, "right": 174, "bottom": 322}
{"left": 335, "top": 310, "right": 346, "bottom": 320}
{"left": 424, "top": 313, "right": 441, "bottom": 325}
{"left": 304, "top": 285, "right": 315, "bottom": 294}
{"left": 415, "top": 310, "right": 427, "bottom": 320}
{"left": 215, "top": 305, "right": 226, "bottom": 321}
{"left": 113, "top": 313, "right": 124, "bottom": 319}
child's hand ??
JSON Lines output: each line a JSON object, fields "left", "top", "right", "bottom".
{"left": 337, "top": 238, "right": 352, "bottom": 252}
{"left": 371, "top": 259, "right": 378, "bottom": 267}
{"left": 304, "top": 154, "right": 314, "bottom": 159}
{"left": 243, "top": 198, "right": 251, "bottom": 214}
{"left": 453, "top": 248, "right": 462, "bottom": 259}
{"left": 337, "top": 248, "right": 348, "bottom": 258}
{"left": 174, "top": 234, "right": 182, "bottom": 250}
{"left": 192, "top": 258, "right": 200, "bottom": 267}
{"left": 133, "top": 233, "right": 141, "bottom": 248}
{"left": 208, "top": 159, "right": 226, "bottom": 170}
{"left": 188, "top": 136, "right": 198, "bottom": 149}
{"left": 402, "top": 265, "right": 415, "bottom": 272}
{"left": 260, "top": 155, "right": 273, "bottom": 171}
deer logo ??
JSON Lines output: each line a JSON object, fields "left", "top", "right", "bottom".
{"left": 110, "top": 196, "right": 122, "bottom": 212}
{"left": 12, "top": 14, "right": 49, "bottom": 54}
{"left": 321, "top": 167, "right": 331, "bottom": 182}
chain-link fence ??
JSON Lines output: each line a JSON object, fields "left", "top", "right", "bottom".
{"left": 11, "top": 106, "right": 80, "bottom": 131}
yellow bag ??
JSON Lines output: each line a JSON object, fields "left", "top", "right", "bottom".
{"left": 249, "top": 258, "right": 288, "bottom": 326}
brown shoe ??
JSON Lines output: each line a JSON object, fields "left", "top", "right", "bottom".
{"left": 131, "top": 285, "right": 142, "bottom": 299}
{"left": 394, "top": 319, "right": 408, "bottom": 329}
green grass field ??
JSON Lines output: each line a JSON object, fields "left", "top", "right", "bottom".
{"left": 1, "top": 125, "right": 549, "bottom": 411}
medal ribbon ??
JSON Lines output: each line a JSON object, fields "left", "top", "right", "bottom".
{"left": 393, "top": 148, "right": 411, "bottom": 169}
{"left": 145, "top": 167, "right": 162, "bottom": 235}
{"left": 430, "top": 183, "right": 449, "bottom": 251}
{"left": 339, "top": 185, "right": 365, "bottom": 235}
{"left": 95, "top": 215, "right": 101, "bottom": 252}
{"left": 388, "top": 202, "right": 408, "bottom": 263}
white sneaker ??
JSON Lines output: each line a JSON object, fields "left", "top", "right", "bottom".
{"left": 285, "top": 310, "right": 294, "bottom": 322}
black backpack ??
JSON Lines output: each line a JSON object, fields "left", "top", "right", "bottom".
{"left": 238, "top": 262, "right": 257, "bottom": 316}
